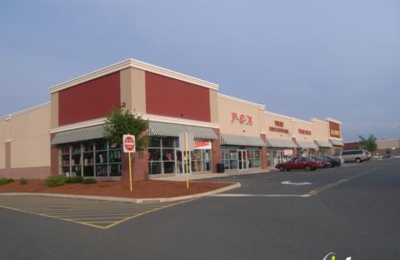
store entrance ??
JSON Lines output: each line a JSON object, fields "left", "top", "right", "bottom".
{"left": 175, "top": 149, "right": 187, "bottom": 174}
{"left": 238, "top": 149, "right": 248, "bottom": 170}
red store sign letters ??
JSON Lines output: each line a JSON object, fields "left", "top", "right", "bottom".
{"left": 269, "top": 120, "right": 289, "bottom": 134}
{"left": 298, "top": 129, "right": 312, "bottom": 135}
{"left": 231, "top": 112, "right": 253, "bottom": 125}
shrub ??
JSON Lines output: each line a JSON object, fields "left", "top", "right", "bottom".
{"left": 45, "top": 175, "right": 67, "bottom": 187}
{"left": 66, "top": 176, "right": 84, "bottom": 184}
{"left": 0, "top": 178, "right": 14, "bottom": 186}
{"left": 82, "top": 178, "right": 97, "bottom": 184}
{"left": 19, "top": 178, "right": 28, "bottom": 185}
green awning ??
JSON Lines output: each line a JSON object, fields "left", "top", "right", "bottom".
{"left": 296, "top": 141, "right": 318, "bottom": 149}
{"left": 52, "top": 125, "right": 104, "bottom": 145}
{"left": 149, "top": 121, "right": 218, "bottom": 140}
{"left": 266, "top": 138, "right": 297, "bottom": 148}
{"left": 330, "top": 139, "right": 344, "bottom": 146}
{"left": 221, "top": 134, "right": 266, "bottom": 147}
{"left": 315, "top": 140, "right": 333, "bottom": 148}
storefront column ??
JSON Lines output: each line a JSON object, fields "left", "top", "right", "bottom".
{"left": 211, "top": 128, "right": 221, "bottom": 173}
{"left": 50, "top": 133, "right": 60, "bottom": 176}
{"left": 122, "top": 151, "right": 149, "bottom": 184}
{"left": 5, "top": 141, "right": 11, "bottom": 170}
{"left": 292, "top": 137, "right": 298, "bottom": 157}
{"left": 260, "top": 134, "right": 268, "bottom": 169}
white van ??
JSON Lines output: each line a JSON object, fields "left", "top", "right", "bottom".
{"left": 336, "top": 149, "right": 371, "bottom": 163}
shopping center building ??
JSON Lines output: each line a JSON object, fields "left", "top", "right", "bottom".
{"left": 0, "top": 58, "right": 343, "bottom": 180}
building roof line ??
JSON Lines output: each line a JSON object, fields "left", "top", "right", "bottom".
{"left": 49, "top": 58, "right": 219, "bottom": 94}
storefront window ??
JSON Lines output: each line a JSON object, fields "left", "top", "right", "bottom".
{"left": 221, "top": 146, "right": 261, "bottom": 170}
{"left": 59, "top": 139, "right": 122, "bottom": 178}
{"left": 267, "top": 149, "right": 293, "bottom": 167}
{"left": 148, "top": 137, "right": 212, "bottom": 174}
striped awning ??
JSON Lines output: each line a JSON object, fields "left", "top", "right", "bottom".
{"left": 315, "top": 140, "right": 333, "bottom": 148}
{"left": 52, "top": 125, "right": 104, "bottom": 145}
{"left": 266, "top": 138, "right": 297, "bottom": 148}
{"left": 330, "top": 139, "right": 344, "bottom": 146}
{"left": 220, "top": 134, "right": 266, "bottom": 147}
{"left": 148, "top": 121, "right": 218, "bottom": 140}
{"left": 296, "top": 141, "right": 319, "bottom": 149}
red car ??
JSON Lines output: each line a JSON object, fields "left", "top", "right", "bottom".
{"left": 275, "top": 157, "right": 323, "bottom": 171}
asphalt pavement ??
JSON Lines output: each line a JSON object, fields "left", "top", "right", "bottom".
{"left": 1, "top": 159, "right": 399, "bottom": 260}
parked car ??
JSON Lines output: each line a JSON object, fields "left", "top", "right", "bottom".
{"left": 311, "top": 156, "right": 331, "bottom": 168}
{"left": 275, "top": 157, "right": 323, "bottom": 171}
{"left": 336, "top": 149, "right": 370, "bottom": 163}
{"left": 321, "top": 156, "right": 342, "bottom": 167}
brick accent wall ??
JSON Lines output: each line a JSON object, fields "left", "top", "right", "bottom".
{"left": 121, "top": 151, "right": 149, "bottom": 184}
{"left": 260, "top": 133, "right": 268, "bottom": 168}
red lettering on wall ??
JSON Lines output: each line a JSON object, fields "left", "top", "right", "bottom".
{"left": 231, "top": 113, "right": 238, "bottom": 122}
{"left": 269, "top": 126, "right": 289, "bottom": 134}
{"left": 231, "top": 112, "right": 253, "bottom": 125}
{"left": 247, "top": 115, "right": 253, "bottom": 125}
{"left": 298, "top": 129, "right": 312, "bottom": 135}
{"left": 275, "top": 120, "right": 284, "bottom": 127}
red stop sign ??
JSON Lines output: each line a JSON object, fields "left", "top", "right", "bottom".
{"left": 123, "top": 135, "right": 136, "bottom": 153}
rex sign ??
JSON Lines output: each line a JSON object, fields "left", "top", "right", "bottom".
{"left": 231, "top": 112, "right": 253, "bottom": 125}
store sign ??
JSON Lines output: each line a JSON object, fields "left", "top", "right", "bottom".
{"left": 269, "top": 120, "right": 289, "bottom": 134}
{"left": 231, "top": 112, "right": 253, "bottom": 125}
{"left": 284, "top": 149, "right": 293, "bottom": 156}
{"left": 194, "top": 140, "right": 212, "bottom": 150}
{"left": 298, "top": 129, "right": 312, "bottom": 135}
{"left": 329, "top": 121, "right": 341, "bottom": 138}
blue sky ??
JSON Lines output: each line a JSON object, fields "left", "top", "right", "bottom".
{"left": 1, "top": 0, "right": 399, "bottom": 141}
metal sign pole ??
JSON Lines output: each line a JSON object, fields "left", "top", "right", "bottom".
{"left": 129, "top": 152, "right": 133, "bottom": 192}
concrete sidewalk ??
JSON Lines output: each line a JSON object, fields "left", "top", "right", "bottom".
{"left": 1, "top": 182, "right": 241, "bottom": 204}
{"left": 149, "top": 168, "right": 273, "bottom": 182}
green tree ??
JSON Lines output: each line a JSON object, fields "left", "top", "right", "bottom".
{"left": 358, "top": 134, "right": 378, "bottom": 152}
{"left": 103, "top": 108, "right": 149, "bottom": 151}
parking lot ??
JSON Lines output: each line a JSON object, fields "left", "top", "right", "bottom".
{"left": 1, "top": 159, "right": 400, "bottom": 259}
{"left": 0, "top": 195, "right": 190, "bottom": 229}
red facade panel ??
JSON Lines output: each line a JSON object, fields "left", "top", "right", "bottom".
{"left": 58, "top": 72, "right": 120, "bottom": 126}
{"left": 329, "top": 121, "right": 341, "bottom": 139}
{"left": 145, "top": 72, "right": 211, "bottom": 122}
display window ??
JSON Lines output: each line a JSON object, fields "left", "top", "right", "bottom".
{"left": 148, "top": 137, "right": 212, "bottom": 174}
{"left": 59, "top": 140, "right": 122, "bottom": 177}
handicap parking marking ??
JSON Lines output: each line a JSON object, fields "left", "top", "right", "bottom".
{"left": 0, "top": 195, "right": 191, "bottom": 229}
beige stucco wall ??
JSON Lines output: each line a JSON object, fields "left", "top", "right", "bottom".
{"left": 209, "top": 89, "right": 219, "bottom": 124}
{"left": 263, "top": 112, "right": 294, "bottom": 141}
{"left": 377, "top": 139, "right": 400, "bottom": 150}
{"left": 9, "top": 104, "right": 51, "bottom": 168}
{"left": 311, "top": 118, "right": 330, "bottom": 142}
{"left": 0, "top": 117, "right": 8, "bottom": 169}
{"left": 218, "top": 94, "right": 264, "bottom": 137}
{"left": 121, "top": 67, "right": 147, "bottom": 114}
{"left": 50, "top": 93, "right": 59, "bottom": 128}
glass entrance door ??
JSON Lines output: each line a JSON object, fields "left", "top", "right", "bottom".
{"left": 175, "top": 149, "right": 191, "bottom": 174}
{"left": 238, "top": 150, "right": 248, "bottom": 170}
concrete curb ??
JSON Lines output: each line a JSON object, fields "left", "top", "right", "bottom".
{"left": 0, "top": 182, "right": 241, "bottom": 204}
